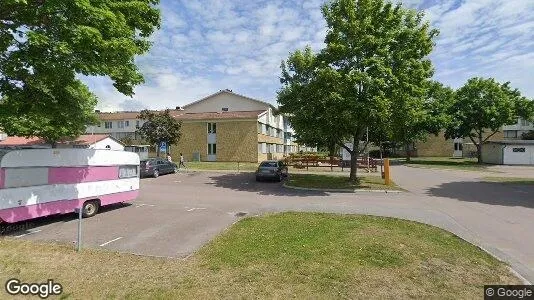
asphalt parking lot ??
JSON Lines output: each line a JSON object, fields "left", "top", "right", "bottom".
{"left": 2, "top": 167, "right": 534, "bottom": 283}
{"left": 1, "top": 171, "right": 287, "bottom": 257}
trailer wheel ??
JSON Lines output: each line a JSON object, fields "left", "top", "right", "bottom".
{"left": 82, "top": 200, "right": 99, "bottom": 218}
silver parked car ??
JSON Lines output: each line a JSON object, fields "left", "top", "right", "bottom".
{"left": 255, "top": 160, "right": 288, "bottom": 182}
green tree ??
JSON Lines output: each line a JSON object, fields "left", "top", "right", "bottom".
{"left": 278, "top": 0, "right": 438, "bottom": 181}
{"left": 0, "top": 0, "right": 161, "bottom": 144}
{"left": 444, "top": 77, "right": 533, "bottom": 163}
{"left": 136, "top": 109, "right": 182, "bottom": 157}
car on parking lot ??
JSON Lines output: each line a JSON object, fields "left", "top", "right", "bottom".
{"left": 255, "top": 160, "right": 288, "bottom": 182}
{"left": 140, "top": 158, "right": 178, "bottom": 178}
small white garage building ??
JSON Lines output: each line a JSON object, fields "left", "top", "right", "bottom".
{"left": 482, "top": 140, "right": 534, "bottom": 165}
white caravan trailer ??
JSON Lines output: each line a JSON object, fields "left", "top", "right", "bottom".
{"left": 0, "top": 149, "right": 140, "bottom": 223}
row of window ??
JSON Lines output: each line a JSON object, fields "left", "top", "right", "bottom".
{"left": 257, "top": 122, "right": 284, "bottom": 139}
{"left": 257, "top": 143, "right": 297, "bottom": 154}
{"left": 100, "top": 120, "right": 141, "bottom": 129}
{"left": 519, "top": 119, "right": 531, "bottom": 127}
{"left": 112, "top": 132, "right": 143, "bottom": 140}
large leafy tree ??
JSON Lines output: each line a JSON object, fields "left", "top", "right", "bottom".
{"left": 137, "top": 109, "right": 182, "bottom": 156}
{"left": 444, "top": 77, "right": 534, "bottom": 163}
{"left": 0, "top": 0, "right": 161, "bottom": 144}
{"left": 278, "top": 0, "right": 438, "bottom": 181}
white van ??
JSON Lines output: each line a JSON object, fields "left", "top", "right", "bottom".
{"left": 0, "top": 149, "right": 140, "bottom": 223}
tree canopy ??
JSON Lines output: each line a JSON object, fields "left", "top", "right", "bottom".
{"left": 277, "top": 0, "right": 438, "bottom": 180}
{"left": 444, "top": 77, "right": 534, "bottom": 163}
{"left": 0, "top": 0, "right": 161, "bottom": 143}
{"left": 136, "top": 109, "right": 182, "bottom": 155}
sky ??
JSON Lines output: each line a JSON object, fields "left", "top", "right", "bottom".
{"left": 84, "top": 0, "right": 534, "bottom": 112}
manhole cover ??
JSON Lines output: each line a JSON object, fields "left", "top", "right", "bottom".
{"left": 235, "top": 212, "right": 247, "bottom": 217}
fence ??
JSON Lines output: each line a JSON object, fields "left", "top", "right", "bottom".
{"left": 283, "top": 155, "right": 380, "bottom": 172}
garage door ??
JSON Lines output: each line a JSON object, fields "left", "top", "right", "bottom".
{"left": 503, "top": 146, "right": 533, "bottom": 165}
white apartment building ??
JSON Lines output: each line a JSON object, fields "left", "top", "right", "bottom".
{"left": 502, "top": 117, "right": 534, "bottom": 139}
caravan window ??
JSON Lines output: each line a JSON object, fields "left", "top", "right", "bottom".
{"left": 4, "top": 167, "right": 49, "bottom": 188}
{"left": 512, "top": 148, "right": 526, "bottom": 153}
{"left": 119, "top": 165, "right": 138, "bottom": 178}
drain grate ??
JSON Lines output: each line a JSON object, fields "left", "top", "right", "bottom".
{"left": 235, "top": 212, "right": 247, "bottom": 217}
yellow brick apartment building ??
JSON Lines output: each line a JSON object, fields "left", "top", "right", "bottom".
{"left": 87, "top": 89, "right": 307, "bottom": 162}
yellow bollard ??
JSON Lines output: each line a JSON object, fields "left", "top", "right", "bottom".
{"left": 384, "top": 158, "right": 390, "bottom": 186}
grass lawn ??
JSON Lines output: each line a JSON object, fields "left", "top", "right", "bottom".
{"left": 482, "top": 176, "right": 534, "bottom": 185}
{"left": 0, "top": 213, "right": 520, "bottom": 299}
{"left": 286, "top": 173, "right": 401, "bottom": 190}
{"left": 404, "top": 157, "right": 498, "bottom": 172}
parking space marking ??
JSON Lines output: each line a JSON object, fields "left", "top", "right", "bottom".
{"left": 100, "top": 237, "right": 123, "bottom": 247}
{"left": 14, "top": 229, "right": 42, "bottom": 238}
{"left": 186, "top": 207, "right": 207, "bottom": 212}
{"left": 135, "top": 204, "right": 155, "bottom": 208}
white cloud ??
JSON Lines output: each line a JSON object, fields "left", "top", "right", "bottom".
{"left": 83, "top": 0, "right": 534, "bottom": 112}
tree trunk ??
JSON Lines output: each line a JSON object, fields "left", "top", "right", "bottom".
{"left": 349, "top": 136, "right": 359, "bottom": 182}
{"left": 405, "top": 142, "right": 411, "bottom": 162}
{"left": 477, "top": 132, "right": 483, "bottom": 164}
{"left": 51, "top": 142, "right": 57, "bottom": 148}
{"left": 349, "top": 152, "right": 358, "bottom": 182}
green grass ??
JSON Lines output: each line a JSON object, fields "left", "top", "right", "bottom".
{"left": 286, "top": 173, "right": 401, "bottom": 190}
{"left": 482, "top": 176, "right": 534, "bottom": 185}
{"left": 0, "top": 213, "right": 520, "bottom": 299}
{"left": 404, "top": 157, "right": 499, "bottom": 172}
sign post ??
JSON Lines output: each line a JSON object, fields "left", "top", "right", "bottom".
{"left": 74, "top": 207, "right": 82, "bottom": 252}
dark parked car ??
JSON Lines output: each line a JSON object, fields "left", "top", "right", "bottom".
{"left": 140, "top": 158, "right": 177, "bottom": 178}
{"left": 255, "top": 160, "right": 288, "bottom": 182}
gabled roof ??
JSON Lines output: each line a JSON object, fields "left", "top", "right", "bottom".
{"left": 182, "top": 89, "right": 275, "bottom": 110}
{"left": 0, "top": 134, "right": 120, "bottom": 147}
{"left": 173, "top": 110, "right": 266, "bottom": 121}
{"left": 98, "top": 112, "right": 141, "bottom": 121}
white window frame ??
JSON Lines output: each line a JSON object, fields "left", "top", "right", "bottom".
{"left": 105, "top": 121, "right": 113, "bottom": 129}
{"left": 208, "top": 143, "right": 217, "bottom": 155}
{"left": 208, "top": 123, "right": 217, "bottom": 134}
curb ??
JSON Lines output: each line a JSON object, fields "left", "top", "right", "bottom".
{"left": 282, "top": 183, "right": 403, "bottom": 193}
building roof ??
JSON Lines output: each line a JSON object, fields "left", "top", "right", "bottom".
{"left": 182, "top": 89, "right": 275, "bottom": 110}
{"left": 98, "top": 111, "right": 142, "bottom": 121}
{"left": 173, "top": 110, "right": 266, "bottom": 120}
{"left": 0, "top": 134, "right": 117, "bottom": 147}
{"left": 485, "top": 140, "right": 534, "bottom": 145}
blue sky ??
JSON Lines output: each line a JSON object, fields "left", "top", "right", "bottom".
{"left": 85, "top": 0, "right": 534, "bottom": 112}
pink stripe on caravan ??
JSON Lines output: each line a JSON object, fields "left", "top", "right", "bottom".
{"left": 0, "top": 168, "right": 4, "bottom": 189}
{"left": 0, "top": 190, "right": 138, "bottom": 223}
{"left": 48, "top": 166, "right": 119, "bottom": 184}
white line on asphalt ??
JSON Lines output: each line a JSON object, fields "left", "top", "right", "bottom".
{"left": 135, "top": 204, "right": 146, "bottom": 208}
{"left": 14, "top": 229, "right": 42, "bottom": 238}
{"left": 99, "top": 237, "right": 123, "bottom": 247}
{"left": 187, "top": 207, "right": 207, "bottom": 212}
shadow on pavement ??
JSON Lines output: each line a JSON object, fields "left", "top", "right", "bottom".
{"left": 0, "top": 202, "right": 132, "bottom": 236}
{"left": 207, "top": 172, "right": 328, "bottom": 197}
{"left": 427, "top": 181, "right": 534, "bottom": 208}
